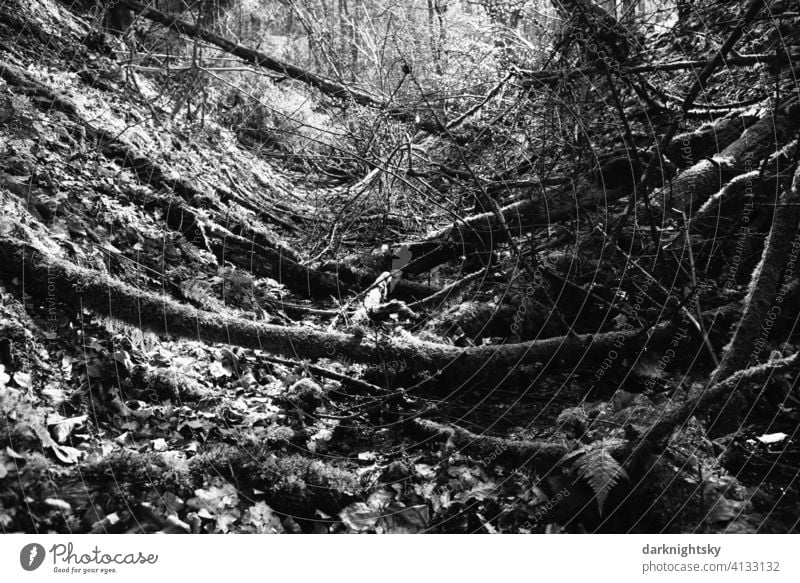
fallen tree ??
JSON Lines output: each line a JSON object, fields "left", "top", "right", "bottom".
{"left": 665, "top": 115, "right": 753, "bottom": 168}
{"left": 636, "top": 352, "right": 800, "bottom": 456}
{"left": 659, "top": 95, "right": 800, "bottom": 215}
{"left": 703, "top": 163, "right": 800, "bottom": 431}
{"left": 395, "top": 127, "right": 742, "bottom": 276}
{"left": 394, "top": 179, "right": 632, "bottom": 277}
{"left": 616, "top": 0, "right": 770, "bottom": 234}
{"left": 0, "top": 234, "right": 738, "bottom": 383}
{"left": 119, "top": 0, "right": 440, "bottom": 132}
{"left": 408, "top": 418, "right": 571, "bottom": 466}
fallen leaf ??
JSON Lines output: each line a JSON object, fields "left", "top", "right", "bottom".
{"left": 112, "top": 350, "right": 133, "bottom": 372}
{"left": 13, "top": 371, "right": 32, "bottom": 389}
{"left": 367, "top": 489, "right": 395, "bottom": 511}
{"left": 414, "top": 463, "right": 435, "bottom": 478}
{"left": 242, "top": 501, "right": 284, "bottom": 533}
{"left": 377, "top": 503, "right": 429, "bottom": 533}
{"left": 0, "top": 365, "right": 10, "bottom": 387}
{"left": 160, "top": 515, "right": 191, "bottom": 534}
{"left": 339, "top": 502, "right": 380, "bottom": 532}
{"left": 51, "top": 444, "right": 82, "bottom": 465}
{"left": 756, "top": 432, "right": 788, "bottom": 445}
{"left": 48, "top": 414, "right": 87, "bottom": 443}
{"left": 109, "top": 396, "right": 133, "bottom": 417}
{"left": 44, "top": 498, "right": 72, "bottom": 513}
{"left": 89, "top": 513, "right": 120, "bottom": 534}
{"left": 41, "top": 384, "right": 67, "bottom": 405}
{"left": 209, "top": 360, "right": 230, "bottom": 379}
{"left": 151, "top": 438, "right": 168, "bottom": 452}
{"left": 187, "top": 479, "right": 241, "bottom": 533}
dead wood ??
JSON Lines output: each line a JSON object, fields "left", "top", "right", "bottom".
{"left": 407, "top": 268, "right": 488, "bottom": 310}
{"left": 618, "top": 0, "right": 770, "bottom": 232}
{"left": 0, "top": 236, "right": 736, "bottom": 382}
{"left": 636, "top": 353, "right": 799, "bottom": 455}
{"left": 665, "top": 115, "right": 752, "bottom": 168}
{"left": 120, "top": 0, "right": 440, "bottom": 132}
{"left": 711, "top": 164, "right": 800, "bottom": 384}
{"left": 398, "top": 181, "right": 629, "bottom": 277}
{"left": 659, "top": 96, "right": 800, "bottom": 215}
{"left": 408, "top": 418, "right": 571, "bottom": 467}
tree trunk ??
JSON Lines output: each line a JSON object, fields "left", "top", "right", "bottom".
{"left": 427, "top": 0, "right": 443, "bottom": 75}
{"left": 658, "top": 96, "right": 800, "bottom": 215}
{"left": 711, "top": 164, "right": 800, "bottom": 384}
{"left": 0, "top": 238, "right": 738, "bottom": 383}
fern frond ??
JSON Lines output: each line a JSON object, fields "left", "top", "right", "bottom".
{"left": 568, "top": 447, "right": 628, "bottom": 516}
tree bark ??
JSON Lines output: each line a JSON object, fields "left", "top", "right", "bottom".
{"left": 711, "top": 165, "right": 800, "bottom": 383}
{"left": 408, "top": 419, "right": 571, "bottom": 467}
{"left": 659, "top": 96, "right": 800, "bottom": 215}
{"left": 0, "top": 237, "right": 736, "bottom": 382}
{"left": 400, "top": 179, "right": 629, "bottom": 276}
{"left": 665, "top": 115, "right": 751, "bottom": 169}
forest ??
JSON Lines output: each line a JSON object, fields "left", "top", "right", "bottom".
{"left": 0, "top": 0, "right": 799, "bottom": 534}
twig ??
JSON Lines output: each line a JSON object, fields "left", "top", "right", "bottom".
{"left": 680, "top": 211, "right": 719, "bottom": 368}
{"left": 601, "top": 67, "right": 659, "bottom": 246}
{"left": 445, "top": 72, "right": 512, "bottom": 131}
{"left": 406, "top": 72, "right": 575, "bottom": 334}
{"left": 120, "top": 0, "right": 441, "bottom": 131}
{"left": 407, "top": 267, "right": 489, "bottom": 310}
{"left": 596, "top": 224, "right": 715, "bottom": 356}
{"left": 259, "top": 354, "right": 386, "bottom": 397}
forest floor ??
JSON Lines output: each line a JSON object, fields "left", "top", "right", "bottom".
{"left": 1, "top": 0, "right": 800, "bottom": 533}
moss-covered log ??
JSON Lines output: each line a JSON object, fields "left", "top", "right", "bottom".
{"left": 659, "top": 96, "right": 800, "bottom": 215}
{"left": 407, "top": 418, "right": 571, "bottom": 466}
{"left": 711, "top": 165, "right": 800, "bottom": 383}
{"left": 0, "top": 237, "right": 733, "bottom": 382}
{"left": 665, "top": 115, "right": 751, "bottom": 168}
{"left": 399, "top": 179, "right": 630, "bottom": 278}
